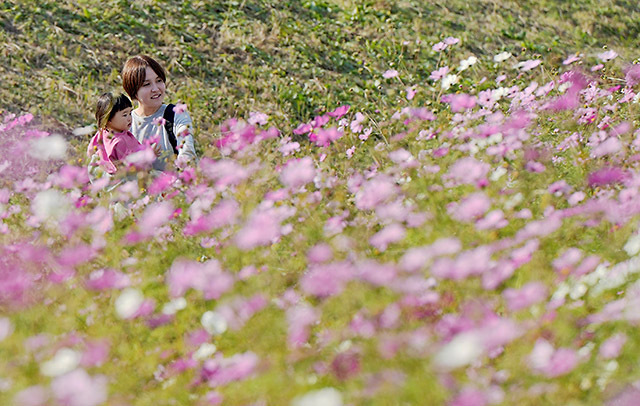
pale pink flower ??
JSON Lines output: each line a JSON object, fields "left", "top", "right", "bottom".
{"left": 307, "top": 243, "right": 333, "bottom": 264}
{"left": 598, "top": 50, "right": 618, "bottom": 62}
{"left": 356, "top": 260, "right": 397, "bottom": 286}
{"left": 14, "top": 386, "right": 49, "bottom": 406}
{"left": 592, "top": 137, "right": 622, "bottom": 158}
{"left": 300, "top": 262, "right": 355, "bottom": 298}
{"left": 600, "top": 333, "right": 627, "bottom": 359}
{"left": 432, "top": 42, "right": 447, "bottom": 52}
{"left": 563, "top": 54, "right": 581, "bottom": 65}
{"left": 445, "top": 157, "right": 490, "bottom": 187}
{"left": 280, "top": 157, "right": 316, "bottom": 189}
{"left": 248, "top": 111, "right": 268, "bottom": 126}
{"left": 430, "top": 66, "right": 449, "bottom": 81}
{"left": 235, "top": 208, "right": 282, "bottom": 249}
{"left": 166, "top": 259, "right": 234, "bottom": 299}
{"left": 370, "top": 223, "right": 406, "bottom": 251}
{"left": 383, "top": 69, "right": 399, "bottom": 79}
{"left": 405, "top": 87, "right": 416, "bottom": 100}
{"left": 354, "top": 174, "right": 398, "bottom": 210}
{"left": 475, "top": 209, "right": 508, "bottom": 230}
{"left": 543, "top": 348, "right": 579, "bottom": 377}
{"left": 444, "top": 36, "right": 460, "bottom": 45}
{"left": 51, "top": 369, "right": 107, "bottom": 406}
{"left": 519, "top": 59, "right": 541, "bottom": 72}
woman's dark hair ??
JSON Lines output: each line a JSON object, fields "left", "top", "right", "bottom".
{"left": 95, "top": 93, "right": 132, "bottom": 130}
{"left": 122, "top": 55, "right": 166, "bottom": 101}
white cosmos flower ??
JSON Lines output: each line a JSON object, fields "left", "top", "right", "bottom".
{"left": 441, "top": 74, "right": 459, "bottom": 90}
{"left": 29, "top": 135, "right": 67, "bottom": 160}
{"left": 291, "top": 388, "right": 343, "bottom": 406}
{"left": 40, "top": 348, "right": 81, "bottom": 377}
{"left": 433, "top": 332, "right": 484, "bottom": 369}
{"left": 193, "top": 343, "right": 217, "bottom": 360}
{"left": 458, "top": 55, "right": 478, "bottom": 71}
{"left": 0, "top": 318, "right": 12, "bottom": 342}
{"left": 624, "top": 234, "right": 640, "bottom": 256}
{"left": 494, "top": 52, "right": 512, "bottom": 63}
{"left": 201, "top": 311, "right": 227, "bottom": 335}
{"left": 32, "top": 190, "right": 71, "bottom": 222}
{"left": 115, "top": 288, "right": 144, "bottom": 319}
{"left": 162, "top": 297, "right": 187, "bottom": 315}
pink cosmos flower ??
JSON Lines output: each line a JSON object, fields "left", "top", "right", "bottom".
{"left": 447, "top": 192, "right": 491, "bottom": 222}
{"left": 293, "top": 122, "right": 312, "bottom": 135}
{"left": 202, "top": 352, "right": 259, "bottom": 387}
{"left": 85, "top": 269, "right": 130, "bottom": 291}
{"left": 503, "top": 282, "right": 547, "bottom": 311}
{"left": 173, "top": 103, "right": 188, "bottom": 114}
{"left": 307, "top": 243, "right": 333, "bottom": 264}
{"left": 166, "top": 259, "right": 234, "bottom": 299}
{"left": 354, "top": 174, "right": 398, "bottom": 210}
{"left": 625, "top": 64, "right": 640, "bottom": 87}
{"left": 280, "top": 157, "right": 316, "bottom": 189}
{"left": 286, "top": 304, "right": 318, "bottom": 348}
{"left": 81, "top": 340, "right": 110, "bottom": 368}
{"left": 445, "top": 157, "right": 490, "bottom": 187}
{"left": 311, "top": 127, "right": 343, "bottom": 147}
{"left": 147, "top": 172, "right": 176, "bottom": 195}
{"left": 446, "top": 93, "right": 477, "bottom": 113}
{"left": 235, "top": 208, "right": 282, "bottom": 250}
{"left": 331, "top": 349, "right": 361, "bottom": 381}
{"left": 327, "top": 105, "right": 350, "bottom": 118}
{"left": 588, "top": 166, "right": 627, "bottom": 187}
{"left": 430, "top": 66, "right": 449, "bottom": 81}
{"left": 450, "top": 388, "right": 487, "bottom": 406}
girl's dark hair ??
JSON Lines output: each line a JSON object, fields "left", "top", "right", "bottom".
{"left": 95, "top": 93, "right": 132, "bottom": 130}
{"left": 122, "top": 55, "right": 166, "bottom": 101}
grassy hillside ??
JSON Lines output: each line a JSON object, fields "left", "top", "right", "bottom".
{"left": 2, "top": 0, "right": 640, "bottom": 138}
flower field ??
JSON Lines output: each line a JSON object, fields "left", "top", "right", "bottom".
{"left": 4, "top": 5, "right": 640, "bottom": 404}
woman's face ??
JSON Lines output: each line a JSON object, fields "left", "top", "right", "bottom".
{"left": 136, "top": 66, "right": 166, "bottom": 109}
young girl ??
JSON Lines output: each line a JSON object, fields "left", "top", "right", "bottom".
{"left": 87, "top": 93, "right": 142, "bottom": 178}
{"left": 121, "top": 55, "right": 197, "bottom": 171}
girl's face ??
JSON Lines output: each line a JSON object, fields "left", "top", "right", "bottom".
{"left": 136, "top": 66, "right": 166, "bottom": 110}
{"left": 107, "top": 107, "right": 132, "bottom": 133}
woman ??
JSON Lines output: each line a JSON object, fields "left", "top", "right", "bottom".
{"left": 121, "top": 55, "right": 197, "bottom": 171}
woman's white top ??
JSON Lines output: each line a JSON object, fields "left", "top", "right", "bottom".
{"left": 131, "top": 104, "right": 197, "bottom": 171}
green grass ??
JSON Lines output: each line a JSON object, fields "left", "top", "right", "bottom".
{"left": 2, "top": 0, "right": 639, "bottom": 139}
